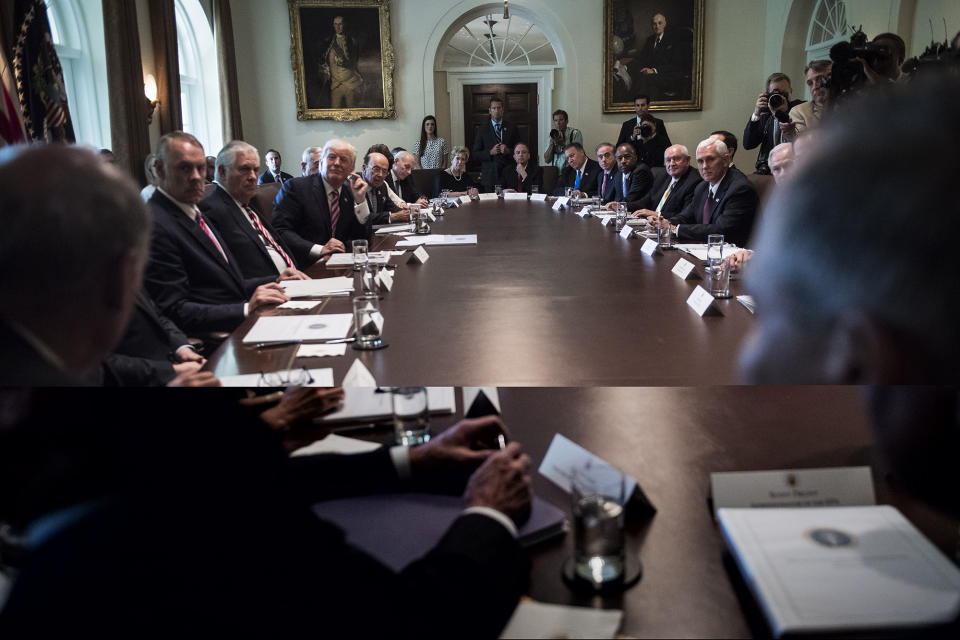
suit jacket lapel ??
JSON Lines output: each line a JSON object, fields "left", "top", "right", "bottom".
{"left": 165, "top": 198, "right": 244, "bottom": 288}
{"left": 708, "top": 172, "right": 733, "bottom": 222}
{"left": 220, "top": 187, "right": 273, "bottom": 264}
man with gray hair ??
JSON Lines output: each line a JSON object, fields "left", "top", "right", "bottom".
{"left": 301, "top": 146, "right": 323, "bottom": 177}
{"left": 649, "top": 136, "right": 758, "bottom": 247}
{"left": 632, "top": 143, "right": 702, "bottom": 219}
{"left": 201, "top": 140, "right": 309, "bottom": 281}
{"left": 386, "top": 150, "right": 429, "bottom": 206}
{"left": 0, "top": 145, "right": 150, "bottom": 385}
{"left": 767, "top": 142, "right": 795, "bottom": 186}
{"left": 273, "top": 138, "right": 371, "bottom": 266}
{"left": 783, "top": 60, "right": 832, "bottom": 142}
{"left": 145, "top": 131, "right": 291, "bottom": 335}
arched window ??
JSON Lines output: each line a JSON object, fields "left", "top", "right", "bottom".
{"left": 804, "top": 0, "right": 848, "bottom": 95}
{"left": 175, "top": 0, "right": 222, "bottom": 154}
{"left": 442, "top": 13, "right": 558, "bottom": 68}
{"left": 45, "top": 0, "right": 110, "bottom": 148}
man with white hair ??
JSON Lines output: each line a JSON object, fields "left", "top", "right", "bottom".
{"left": 300, "top": 146, "right": 322, "bottom": 177}
{"left": 201, "top": 140, "right": 309, "bottom": 281}
{"left": 649, "top": 136, "right": 758, "bottom": 247}
{"left": 632, "top": 143, "right": 702, "bottom": 219}
{"left": 386, "top": 150, "right": 429, "bottom": 206}
{"left": 272, "top": 139, "right": 371, "bottom": 266}
{"left": 767, "top": 142, "right": 795, "bottom": 186}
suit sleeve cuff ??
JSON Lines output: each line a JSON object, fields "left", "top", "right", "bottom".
{"left": 243, "top": 303, "right": 249, "bottom": 317}
{"left": 389, "top": 445, "right": 411, "bottom": 480}
{"left": 309, "top": 244, "right": 326, "bottom": 261}
{"left": 750, "top": 113, "right": 760, "bottom": 122}
{"left": 462, "top": 507, "right": 519, "bottom": 538}
{"left": 354, "top": 200, "right": 370, "bottom": 223}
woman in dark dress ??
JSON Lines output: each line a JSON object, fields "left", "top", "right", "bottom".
{"left": 433, "top": 145, "right": 480, "bottom": 198}
{"left": 498, "top": 142, "right": 543, "bottom": 194}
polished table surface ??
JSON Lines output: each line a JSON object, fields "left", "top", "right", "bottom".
{"left": 207, "top": 200, "right": 755, "bottom": 385}
{"left": 346, "top": 386, "right": 956, "bottom": 639}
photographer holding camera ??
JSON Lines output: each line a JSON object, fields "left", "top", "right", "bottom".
{"left": 743, "top": 72, "right": 805, "bottom": 174}
{"left": 783, "top": 60, "right": 833, "bottom": 143}
{"left": 630, "top": 113, "right": 669, "bottom": 168}
{"left": 542, "top": 109, "right": 583, "bottom": 170}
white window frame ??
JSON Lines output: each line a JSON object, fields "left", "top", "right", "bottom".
{"left": 175, "top": 0, "right": 222, "bottom": 154}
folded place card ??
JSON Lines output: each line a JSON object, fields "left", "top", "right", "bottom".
{"left": 297, "top": 343, "right": 348, "bottom": 358}
{"left": 530, "top": 193, "right": 548, "bottom": 202}
{"left": 598, "top": 215, "right": 616, "bottom": 226}
{"left": 710, "top": 466, "right": 876, "bottom": 513}
{"left": 686, "top": 285, "right": 721, "bottom": 317}
{"left": 640, "top": 238, "right": 659, "bottom": 255}
{"left": 618, "top": 224, "right": 634, "bottom": 239}
{"left": 425, "top": 210, "right": 437, "bottom": 222}
{"left": 376, "top": 269, "right": 394, "bottom": 291}
{"left": 462, "top": 387, "right": 501, "bottom": 418}
{"left": 539, "top": 433, "right": 637, "bottom": 496}
{"left": 290, "top": 433, "right": 382, "bottom": 457}
{"left": 407, "top": 245, "right": 430, "bottom": 264}
{"left": 341, "top": 358, "right": 377, "bottom": 387}
{"left": 477, "top": 192, "right": 498, "bottom": 201}
{"left": 552, "top": 196, "right": 569, "bottom": 210}
{"left": 671, "top": 257, "right": 698, "bottom": 280}
{"left": 504, "top": 192, "right": 527, "bottom": 201}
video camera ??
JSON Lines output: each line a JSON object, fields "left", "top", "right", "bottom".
{"left": 828, "top": 27, "right": 891, "bottom": 100}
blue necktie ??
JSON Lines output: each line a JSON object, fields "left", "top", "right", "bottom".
{"left": 574, "top": 170, "right": 582, "bottom": 190}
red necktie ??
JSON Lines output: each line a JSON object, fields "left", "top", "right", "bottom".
{"left": 195, "top": 209, "right": 228, "bottom": 262}
{"left": 245, "top": 206, "right": 293, "bottom": 268}
{"left": 329, "top": 189, "right": 341, "bottom": 235}
{"left": 601, "top": 172, "right": 608, "bottom": 199}
{"left": 702, "top": 190, "right": 712, "bottom": 224}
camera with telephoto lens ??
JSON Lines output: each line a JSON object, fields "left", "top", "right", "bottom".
{"left": 638, "top": 122, "right": 654, "bottom": 138}
{"left": 828, "top": 27, "right": 891, "bottom": 101}
{"left": 763, "top": 89, "right": 791, "bottom": 122}
{"left": 549, "top": 129, "right": 564, "bottom": 146}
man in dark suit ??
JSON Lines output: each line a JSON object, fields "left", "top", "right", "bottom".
{"left": 363, "top": 150, "right": 406, "bottom": 226}
{"left": 605, "top": 142, "right": 653, "bottom": 211}
{"left": 145, "top": 132, "right": 290, "bottom": 335}
{"left": 0, "top": 395, "right": 532, "bottom": 637}
{"left": 202, "top": 141, "right": 308, "bottom": 281}
{"left": 743, "top": 73, "right": 805, "bottom": 174}
{"left": 595, "top": 142, "right": 618, "bottom": 203}
{"left": 552, "top": 143, "right": 602, "bottom": 197}
{"left": 616, "top": 94, "right": 671, "bottom": 155}
{"left": 472, "top": 97, "right": 519, "bottom": 192}
{"left": 0, "top": 145, "right": 150, "bottom": 387}
{"left": 387, "top": 150, "right": 429, "bottom": 206}
{"left": 258, "top": 148, "right": 293, "bottom": 185}
{"left": 632, "top": 143, "right": 702, "bottom": 218}
{"left": 272, "top": 139, "right": 372, "bottom": 267}
{"left": 651, "top": 136, "right": 758, "bottom": 247}
{"left": 626, "top": 13, "right": 683, "bottom": 99}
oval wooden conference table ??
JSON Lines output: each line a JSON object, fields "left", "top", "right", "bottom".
{"left": 206, "top": 199, "right": 755, "bottom": 385}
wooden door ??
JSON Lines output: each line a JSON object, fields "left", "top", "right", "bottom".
{"left": 463, "top": 83, "right": 538, "bottom": 173}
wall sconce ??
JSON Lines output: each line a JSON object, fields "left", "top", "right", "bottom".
{"left": 144, "top": 74, "right": 159, "bottom": 125}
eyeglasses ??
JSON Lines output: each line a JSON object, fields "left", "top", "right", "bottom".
{"left": 258, "top": 368, "right": 314, "bottom": 387}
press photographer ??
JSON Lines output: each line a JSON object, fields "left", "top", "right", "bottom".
{"left": 828, "top": 29, "right": 906, "bottom": 101}
{"left": 743, "top": 72, "right": 805, "bottom": 174}
{"left": 631, "top": 114, "right": 669, "bottom": 168}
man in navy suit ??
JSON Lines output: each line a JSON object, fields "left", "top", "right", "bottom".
{"left": 632, "top": 143, "right": 702, "bottom": 218}
{"left": 552, "top": 143, "right": 602, "bottom": 197}
{"left": 257, "top": 149, "right": 293, "bottom": 185}
{"left": 616, "top": 95, "right": 671, "bottom": 155}
{"left": 144, "top": 132, "right": 291, "bottom": 335}
{"left": 595, "top": 142, "right": 618, "bottom": 204}
{"left": 202, "top": 141, "right": 308, "bottom": 281}
{"left": 650, "top": 136, "right": 758, "bottom": 247}
{"left": 272, "top": 139, "right": 372, "bottom": 267}
{"left": 604, "top": 142, "right": 653, "bottom": 211}
{"left": 472, "top": 97, "right": 519, "bottom": 192}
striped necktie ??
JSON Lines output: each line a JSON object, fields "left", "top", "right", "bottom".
{"left": 656, "top": 180, "right": 675, "bottom": 213}
{"left": 194, "top": 208, "right": 228, "bottom": 262}
{"left": 244, "top": 206, "right": 292, "bottom": 268}
{"left": 329, "top": 189, "right": 341, "bottom": 234}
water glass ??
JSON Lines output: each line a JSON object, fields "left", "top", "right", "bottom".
{"left": 440, "top": 189, "right": 451, "bottom": 206}
{"left": 707, "top": 261, "right": 731, "bottom": 299}
{"left": 360, "top": 264, "right": 379, "bottom": 296}
{"left": 352, "top": 239, "right": 369, "bottom": 271}
{"left": 352, "top": 294, "right": 383, "bottom": 349}
{"left": 495, "top": 184, "right": 503, "bottom": 198}
{"left": 571, "top": 463, "right": 627, "bottom": 585}
{"left": 657, "top": 217, "right": 672, "bottom": 248}
{"left": 706, "top": 234, "right": 724, "bottom": 267}
{"left": 565, "top": 187, "right": 573, "bottom": 199}
{"left": 392, "top": 386, "right": 430, "bottom": 446}
{"left": 531, "top": 185, "right": 539, "bottom": 195}
{"left": 615, "top": 204, "right": 628, "bottom": 233}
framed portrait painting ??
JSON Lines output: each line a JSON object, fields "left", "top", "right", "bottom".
{"left": 603, "top": 0, "right": 704, "bottom": 112}
{"left": 288, "top": 0, "right": 396, "bottom": 121}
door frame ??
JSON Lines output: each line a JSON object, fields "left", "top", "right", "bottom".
{"left": 446, "top": 67, "right": 554, "bottom": 161}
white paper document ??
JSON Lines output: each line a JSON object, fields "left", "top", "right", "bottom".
{"left": 500, "top": 600, "right": 623, "bottom": 639}
{"left": 375, "top": 223, "right": 414, "bottom": 235}
{"left": 217, "top": 368, "right": 335, "bottom": 388}
{"left": 538, "top": 434, "right": 637, "bottom": 496}
{"left": 277, "top": 300, "right": 322, "bottom": 310}
{"left": 279, "top": 276, "right": 353, "bottom": 298}
{"left": 676, "top": 243, "right": 738, "bottom": 262}
{"left": 290, "top": 433, "right": 382, "bottom": 457}
{"left": 297, "top": 343, "right": 348, "bottom": 358}
{"left": 324, "top": 252, "right": 397, "bottom": 267}
{"left": 711, "top": 466, "right": 876, "bottom": 513}
{"left": 242, "top": 314, "right": 353, "bottom": 344}
{"left": 319, "top": 387, "right": 456, "bottom": 423}
{"left": 718, "top": 506, "right": 960, "bottom": 637}
{"left": 395, "top": 234, "right": 477, "bottom": 247}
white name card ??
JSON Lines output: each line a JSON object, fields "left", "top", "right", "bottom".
{"left": 552, "top": 196, "right": 569, "bottom": 210}
{"left": 407, "top": 245, "right": 430, "bottom": 264}
{"left": 575, "top": 209, "right": 592, "bottom": 218}
{"left": 530, "top": 193, "right": 548, "bottom": 202}
{"left": 686, "top": 285, "right": 719, "bottom": 316}
{"left": 618, "top": 224, "right": 634, "bottom": 239}
{"left": 477, "top": 192, "right": 498, "bottom": 201}
{"left": 425, "top": 210, "right": 437, "bottom": 222}
{"left": 671, "top": 257, "right": 697, "bottom": 280}
{"left": 640, "top": 238, "right": 659, "bottom": 255}
{"left": 453, "top": 197, "right": 466, "bottom": 205}
{"left": 710, "top": 466, "right": 876, "bottom": 514}
{"left": 376, "top": 269, "right": 394, "bottom": 291}
{"left": 599, "top": 215, "right": 615, "bottom": 226}
{"left": 503, "top": 192, "right": 527, "bottom": 201}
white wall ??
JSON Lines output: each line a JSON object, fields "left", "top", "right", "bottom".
{"left": 911, "top": 0, "right": 960, "bottom": 54}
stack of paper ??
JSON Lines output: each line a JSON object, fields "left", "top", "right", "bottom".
{"left": 395, "top": 234, "right": 477, "bottom": 247}
{"left": 217, "top": 368, "right": 335, "bottom": 388}
{"left": 500, "top": 600, "right": 623, "bottom": 639}
{"left": 319, "top": 387, "right": 455, "bottom": 423}
{"left": 675, "top": 243, "right": 739, "bottom": 261}
{"left": 279, "top": 276, "right": 353, "bottom": 297}
{"left": 242, "top": 313, "right": 353, "bottom": 344}
{"left": 718, "top": 506, "right": 960, "bottom": 637}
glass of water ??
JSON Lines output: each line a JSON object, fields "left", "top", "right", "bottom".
{"left": 352, "top": 294, "right": 383, "bottom": 349}
{"left": 531, "top": 185, "right": 539, "bottom": 195}
{"left": 657, "top": 217, "right": 672, "bottom": 248}
{"left": 352, "top": 239, "right": 368, "bottom": 271}
{"left": 571, "top": 462, "right": 627, "bottom": 586}
{"left": 564, "top": 186, "right": 573, "bottom": 199}
{"left": 440, "top": 189, "right": 451, "bottom": 207}
{"left": 708, "top": 260, "right": 731, "bottom": 298}
{"left": 495, "top": 184, "right": 503, "bottom": 198}
{"left": 392, "top": 386, "right": 430, "bottom": 446}
{"left": 706, "top": 234, "right": 724, "bottom": 266}
{"left": 360, "top": 264, "right": 379, "bottom": 297}
{"left": 615, "top": 203, "right": 628, "bottom": 233}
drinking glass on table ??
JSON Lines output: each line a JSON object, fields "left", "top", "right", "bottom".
{"left": 705, "top": 234, "right": 730, "bottom": 298}
{"left": 657, "top": 216, "right": 672, "bottom": 248}
{"left": 392, "top": 386, "right": 430, "bottom": 445}
{"left": 352, "top": 239, "right": 369, "bottom": 271}
{"left": 495, "top": 184, "right": 503, "bottom": 198}
{"left": 615, "top": 203, "right": 628, "bottom": 233}
{"left": 571, "top": 462, "right": 627, "bottom": 586}
{"left": 440, "top": 189, "right": 451, "bottom": 207}
{"left": 352, "top": 294, "right": 383, "bottom": 349}
{"left": 531, "top": 185, "right": 539, "bottom": 195}
{"left": 706, "top": 234, "right": 724, "bottom": 267}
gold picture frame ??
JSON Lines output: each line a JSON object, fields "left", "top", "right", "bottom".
{"left": 603, "top": 0, "right": 704, "bottom": 112}
{"left": 288, "top": 0, "right": 396, "bottom": 121}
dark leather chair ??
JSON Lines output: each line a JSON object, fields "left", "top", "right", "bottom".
{"left": 411, "top": 168, "right": 444, "bottom": 198}
{"left": 253, "top": 182, "right": 282, "bottom": 224}
{"left": 541, "top": 166, "right": 559, "bottom": 197}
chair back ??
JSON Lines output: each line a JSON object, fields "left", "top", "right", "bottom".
{"left": 253, "top": 182, "right": 282, "bottom": 224}
{"left": 541, "top": 166, "right": 559, "bottom": 196}
{"left": 412, "top": 168, "right": 444, "bottom": 198}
